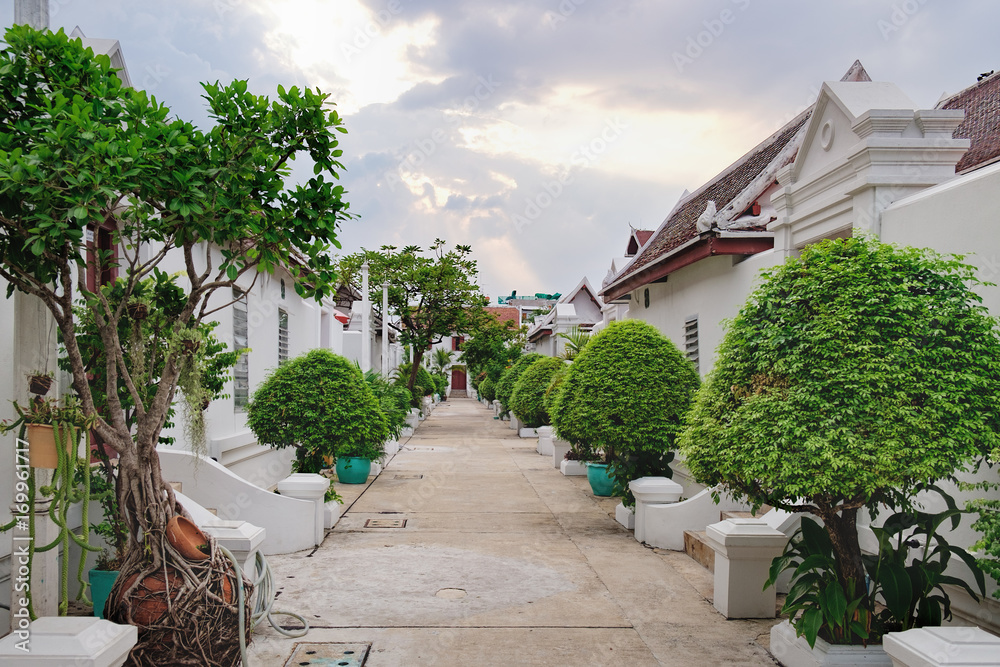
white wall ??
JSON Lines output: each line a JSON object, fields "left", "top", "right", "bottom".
{"left": 629, "top": 249, "right": 783, "bottom": 376}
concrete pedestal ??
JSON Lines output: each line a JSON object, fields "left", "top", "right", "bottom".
{"left": 0, "top": 616, "right": 137, "bottom": 666}
{"left": 406, "top": 409, "right": 420, "bottom": 430}
{"left": 560, "top": 459, "right": 587, "bottom": 476}
{"left": 615, "top": 503, "right": 635, "bottom": 530}
{"left": 628, "top": 477, "right": 683, "bottom": 543}
{"left": 884, "top": 626, "right": 1000, "bottom": 667}
{"left": 552, "top": 439, "right": 572, "bottom": 468}
{"left": 276, "top": 473, "right": 330, "bottom": 547}
{"left": 706, "top": 518, "right": 787, "bottom": 619}
{"left": 536, "top": 426, "right": 554, "bottom": 455}
{"left": 509, "top": 414, "right": 520, "bottom": 431}
{"left": 202, "top": 520, "right": 266, "bottom": 582}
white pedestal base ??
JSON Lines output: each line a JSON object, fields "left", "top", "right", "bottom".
{"left": 770, "top": 620, "right": 891, "bottom": 667}
{"left": 560, "top": 459, "right": 587, "bottom": 476}
{"left": 615, "top": 503, "right": 635, "bottom": 530}
{"left": 0, "top": 617, "right": 138, "bottom": 666}
{"left": 884, "top": 626, "right": 1000, "bottom": 667}
{"left": 552, "top": 440, "right": 572, "bottom": 468}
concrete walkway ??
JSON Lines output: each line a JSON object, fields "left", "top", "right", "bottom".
{"left": 249, "top": 398, "right": 779, "bottom": 666}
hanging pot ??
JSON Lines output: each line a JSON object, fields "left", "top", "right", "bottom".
{"left": 28, "top": 374, "right": 53, "bottom": 396}
{"left": 126, "top": 301, "right": 149, "bottom": 320}
{"left": 166, "top": 516, "right": 211, "bottom": 562}
{"left": 27, "top": 424, "right": 77, "bottom": 469}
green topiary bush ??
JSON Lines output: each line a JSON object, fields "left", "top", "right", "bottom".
{"left": 550, "top": 320, "right": 700, "bottom": 501}
{"left": 510, "top": 357, "right": 567, "bottom": 428}
{"left": 679, "top": 236, "right": 1000, "bottom": 645}
{"left": 363, "top": 369, "right": 412, "bottom": 441}
{"left": 495, "top": 353, "right": 541, "bottom": 414}
{"left": 478, "top": 377, "right": 496, "bottom": 402}
{"left": 247, "top": 349, "right": 389, "bottom": 474}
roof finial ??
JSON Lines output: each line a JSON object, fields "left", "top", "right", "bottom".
{"left": 841, "top": 60, "right": 873, "bottom": 82}
{"left": 14, "top": 0, "right": 49, "bottom": 30}
{"left": 696, "top": 201, "right": 717, "bottom": 233}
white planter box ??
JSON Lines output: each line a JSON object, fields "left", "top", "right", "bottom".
{"left": 884, "top": 626, "right": 1000, "bottom": 667}
{"left": 519, "top": 427, "right": 537, "bottom": 438}
{"left": 615, "top": 503, "right": 635, "bottom": 530}
{"left": 560, "top": 459, "right": 588, "bottom": 476}
{"left": 770, "top": 620, "right": 891, "bottom": 667}
{"left": 552, "top": 439, "right": 572, "bottom": 468}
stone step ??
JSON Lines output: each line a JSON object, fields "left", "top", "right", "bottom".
{"left": 683, "top": 530, "right": 714, "bottom": 573}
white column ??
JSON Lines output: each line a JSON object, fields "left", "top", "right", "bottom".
{"left": 360, "top": 262, "right": 371, "bottom": 373}
{"left": 276, "top": 474, "right": 329, "bottom": 547}
{"left": 381, "top": 283, "right": 389, "bottom": 377}
{"left": 706, "top": 518, "right": 787, "bottom": 619}
{"left": 14, "top": 1, "right": 49, "bottom": 30}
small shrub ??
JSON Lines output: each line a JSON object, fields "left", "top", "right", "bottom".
{"left": 394, "top": 363, "right": 436, "bottom": 405}
{"left": 495, "top": 353, "right": 541, "bottom": 413}
{"left": 364, "top": 369, "right": 411, "bottom": 441}
{"left": 550, "top": 320, "right": 699, "bottom": 503}
{"left": 247, "top": 349, "right": 389, "bottom": 472}
{"left": 479, "top": 377, "right": 496, "bottom": 402}
{"left": 510, "top": 357, "right": 567, "bottom": 427}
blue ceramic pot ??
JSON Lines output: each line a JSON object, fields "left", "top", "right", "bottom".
{"left": 335, "top": 457, "right": 372, "bottom": 484}
{"left": 586, "top": 462, "right": 615, "bottom": 497}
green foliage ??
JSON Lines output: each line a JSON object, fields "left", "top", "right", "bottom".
{"left": 431, "top": 372, "right": 447, "bottom": 398}
{"left": 394, "top": 363, "right": 435, "bottom": 405}
{"left": 683, "top": 236, "right": 1000, "bottom": 642}
{"left": 766, "top": 518, "right": 871, "bottom": 648}
{"left": 431, "top": 347, "right": 453, "bottom": 375}
{"left": 509, "top": 357, "right": 566, "bottom": 428}
{"left": 543, "top": 363, "right": 568, "bottom": 419}
{"left": 495, "top": 353, "right": 542, "bottom": 413}
{"left": 460, "top": 313, "right": 525, "bottom": 383}
{"left": 59, "top": 271, "right": 240, "bottom": 449}
{"left": 363, "top": 369, "right": 411, "bottom": 441}
{"left": 557, "top": 326, "right": 591, "bottom": 360}
{"left": 340, "top": 240, "right": 484, "bottom": 395}
{"left": 968, "top": 472, "right": 1000, "bottom": 598}
{"left": 247, "top": 349, "right": 388, "bottom": 473}
{"left": 478, "top": 377, "right": 496, "bottom": 403}
{"left": 550, "top": 320, "right": 699, "bottom": 497}
{"left": 679, "top": 237, "right": 1000, "bottom": 513}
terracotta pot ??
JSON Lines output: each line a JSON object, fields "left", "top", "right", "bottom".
{"left": 28, "top": 375, "right": 53, "bottom": 396}
{"left": 117, "top": 566, "right": 183, "bottom": 625}
{"left": 27, "top": 424, "right": 77, "bottom": 469}
{"left": 166, "top": 516, "right": 210, "bottom": 562}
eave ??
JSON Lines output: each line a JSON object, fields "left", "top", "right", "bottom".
{"left": 601, "top": 233, "right": 774, "bottom": 302}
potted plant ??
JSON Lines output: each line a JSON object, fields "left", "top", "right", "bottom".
{"left": 550, "top": 320, "right": 699, "bottom": 500}
{"left": 27, "top": 370, "right": 54, "bottom": 396}
{"left": 510, "top": 356, "right": 566, "bottom": 430}
{"left": 248, "top": 349, "right": 389, "bottom": 484}
{"left": 17, "top": 396, "right": 87, "bottom": 469}
{"left": 679, "top": 237, "right": 1000, "bottom": 656}
{"left": 495, "top": 353, "right": 542, "bottom": 418}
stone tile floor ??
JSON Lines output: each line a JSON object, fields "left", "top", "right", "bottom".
{"left": 248, "top": 398, "right": 780, "bottom": 666}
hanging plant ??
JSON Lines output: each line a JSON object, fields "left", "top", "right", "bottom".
{"left": 27, "top": 370, "right": 54, "bottom": 396}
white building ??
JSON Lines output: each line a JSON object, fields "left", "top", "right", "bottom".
{"left": 526, "top": 278, "right": 603, "bottom": 357}
{"left": 600, "top": 61, "right": 1000, "bottom": 627}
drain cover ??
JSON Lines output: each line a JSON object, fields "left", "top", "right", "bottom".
{"left": 364, "top": 518, "right": 407, "bottom": 528}
{"left": 284, "top": 642, "right": 370, "bottom": 667}
{"left": 393, "top": 474, "right": 423, "bottom": 479}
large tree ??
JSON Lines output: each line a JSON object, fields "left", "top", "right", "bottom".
{"left": 459, "top": 310, "right": 525, "bottom": 384}
{"left": 340, "top": 240, "right": 485, "bottom": 393}
{"left": 679, "top": 236, "right": 1000, "bottom": 624}
{"left": 0, "top": 27, "right": 351, "bottom": 663}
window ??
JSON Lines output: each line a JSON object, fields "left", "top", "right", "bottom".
{"left": 280, "top": 279, "right": 286, "bottom": 299}
{"left": 278, "top": 308, "right": 289, "bottom": 365}
{"left": 233, "top": 289, "right": 249, "bottom": 410}
{"left": 451, "top": 335, "right": 464, "bottom": 352}
{"left": 684, "top": 316, "right": 699, "bottom": 374}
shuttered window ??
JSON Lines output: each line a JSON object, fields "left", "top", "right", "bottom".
{"left": 278, "top": 308, "right": 289, "bottom": 365}
{"left": 233, "top": 289, "right": 249, "bottom": 410}
{"left": 684, "top": 316, "right": 699, "bottom": 374}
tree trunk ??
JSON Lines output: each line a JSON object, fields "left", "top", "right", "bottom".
{"left": 105, "top": 433, "right": 252, "bottom": 666}
{"left": 823, "top": 507, "right": 866, "bottom": 599}
{"left": 409, "top": 348, "right": 425, "bottom": 395}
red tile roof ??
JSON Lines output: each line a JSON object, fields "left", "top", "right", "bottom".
{"left": 939, "top": 70, "right": 1000, "bottom": 173}
{"left": 603, "top": 112, "right": 810, "bottom": 297}
{"left": 484, "top": 306, "right": 520, "bottom": 325}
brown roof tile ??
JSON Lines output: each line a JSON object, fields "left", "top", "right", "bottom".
{"left": 484, "top": 306, "right": 520, "bottom": 325}
{"left": 609, "top": 113, "right": 810, "bottom": 290}
{"left": 939, "top": 71, "right": 1000, "bottom": 173}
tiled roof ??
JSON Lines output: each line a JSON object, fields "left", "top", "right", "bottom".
{"left": 484, "top": 306, "right": 520, "bottom": 325}
{"left": 607, "top": 112, "right": 810, "bottom": 290}
{"left": 939, "top": 71, "right": 1000, "bottom": 173}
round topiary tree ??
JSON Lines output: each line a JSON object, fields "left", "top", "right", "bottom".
{"left": 510, "top": 357, "right": 567, "bottom": 428}
{"left": 679, "top": 236, "right": 1000, "bottom": 641}
{"left": 248, "top": 349, "right": 389, "bottom": 472}
{"left": 394, "top": 363, "right": 436, "bottom": 405}
{"left": 495, "top": 353, "right": 542, "bottom": 414}
{"left": 479, "top": 377, "right": 496, "bottom": 402}
{"left": 550, "top": 319, "right": 700, "bottom": 497}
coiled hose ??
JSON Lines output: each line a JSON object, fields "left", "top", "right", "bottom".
{"left": 219, "top": 545, "right": 310, "bottom": 666}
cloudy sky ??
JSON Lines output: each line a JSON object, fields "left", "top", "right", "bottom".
{"left": 12, "top": 0, "right": 1000, "bottom": 300}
